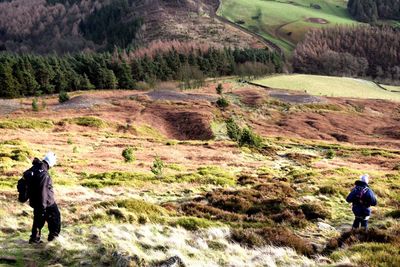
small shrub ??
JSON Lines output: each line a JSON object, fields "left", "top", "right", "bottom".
{"left": 238, "top": 127, "right": 263, "bottom": 149}
{"left": 216, "top": 97, "right": 229, "bottom": 109}
{"left": 326, "top": 149, "right": 336, "bottom": 159}
{"left": 216, "top": 83, "right": 223, "bottom": 95}
{"left": 226, "top": 118, "right": 241, "bottom": 141}
{"left": 122, "top": 147, "right": 135, "bottom": 162}
{"left": 151, "top": 156, "right": 164, "bottom": 178}
{"left": 72, "top": 146, "right": 78, "bottom": 153}
{"left": 58, "top": 91, "right": 70, "bottom": 103}
{"left": 32, "top": 98, "right": 39, "bottom": 111}
{"left": 67, "top": 138, "right": 73, "bottom": 145}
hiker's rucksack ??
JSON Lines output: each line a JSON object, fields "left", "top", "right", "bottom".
{"left": 353, "top": 186, "right": 370, "bottom": 206}
{"left": 17, "top": 161, "right": 40, "bottom": 203}
{"left": 17, "top": 177, "right": 28, "bottom": 203}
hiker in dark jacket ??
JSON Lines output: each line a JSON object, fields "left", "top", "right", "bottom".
{"left": 346, "top": 174, "right": 377, "bottom": 230}
{"left": 19, "top": 152, "right": 61, "bottom": 244}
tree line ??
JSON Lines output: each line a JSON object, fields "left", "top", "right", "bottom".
{"left": 0, "top": 47, "right": 283, "bottom": 98}
{"left": 348, "top": 0, "right": 400, "bottom": 22}
{"left": 293, "top": 25, "right": 400, "bottom": 84}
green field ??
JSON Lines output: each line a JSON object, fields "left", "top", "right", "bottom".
{"left": 218, "top": 0, "right": 359, "bottom": 54}
{"left": 254, "top": 74, "right": 400, "bottom": 101}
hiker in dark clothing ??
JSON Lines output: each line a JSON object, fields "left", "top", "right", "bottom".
{"left": 18, "top": 152, "right": 61, "bottom": 244}
{"left": 346, "top": 174, "right": 377, "bottom": 230}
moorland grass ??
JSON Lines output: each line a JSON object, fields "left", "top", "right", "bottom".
{"left": 0, "top": 118, "right": 53, "bottom": 129}
{"left": 68, "top": 116, "right": 106, "bottom": 128}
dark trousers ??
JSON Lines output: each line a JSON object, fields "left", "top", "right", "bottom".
{"left": 31, "top": 204, "right": 61, "bottom": 241}
{"left": 352, "top": 216, "right": 368, "bottom": 229}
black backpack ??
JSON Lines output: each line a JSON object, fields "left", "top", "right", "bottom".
{"left": 354, "top": 186, "right": 370, "bottom": 206}
{"left": 17, "top": 158, "right": 42, "bottom": 203}
{"left": 17, "top": 176, "right": 29, "bottom": 203}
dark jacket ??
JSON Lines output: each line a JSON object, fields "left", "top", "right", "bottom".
{"left": 346, "top": 180, "right": 377, "bottom": 217}
{"left": 23, "top": 158, "right": 56, "bottom": 210}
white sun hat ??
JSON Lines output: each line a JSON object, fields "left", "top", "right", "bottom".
{"left": 360, "top": 174, "right": 369, "bottom": 184}
{"left": 43, "top": 151, "right": 57, "bottom": 168}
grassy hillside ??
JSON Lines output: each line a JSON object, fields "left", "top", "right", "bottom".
{"left": 254, "top": 74, "right": 400, "bottom": 101}
{"left": 218, "top": 0, "right": 359, "bottom": 54}
{"left": 0, "top": 85, "right": 399, "bottom": 266}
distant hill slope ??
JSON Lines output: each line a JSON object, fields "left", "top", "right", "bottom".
{"left": 0, "top": 0, "right": 265, "bottom": 54}
{"left": 218, "top": 0, "right": 360, "bottom": 54}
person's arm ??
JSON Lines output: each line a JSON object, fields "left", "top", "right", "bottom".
{"left": 346, "top": 188, "right": 355, "bottom": 203}
{"left": 368, "top": 189, "right": 377, "bottom": 206}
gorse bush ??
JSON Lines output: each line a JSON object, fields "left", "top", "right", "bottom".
{"left": 216, "top": 83, "right": 223, "bottom": 95}
{"left": 226, "top": 118, "right": 241, "bottom": 141}
{"left": 238, "top": 127, "right": 263, "bottom": 149}
{"left": 151, "top": 156, "right": 164, "bottom": 178}
{"left": 58, "top": 91, "right": 70, "bottom": 103}
{"left": 122, "top": 147, "right": 135, "bottom": 162}
{"left": 32, "top": 98, "right": 39, "bottom": 111}
{"left": 225, "top": 117, "right": 263, "bottom": 149}
{"left": 216, "top": 97, "right": 229, "bottom": 109}
{"left": 326, "top": 149, "right": 336, "bottom": 159}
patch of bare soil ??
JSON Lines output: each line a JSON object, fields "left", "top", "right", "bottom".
{"left": 306, "top": 18, "right": 329, "bottom": 24}
{"left": 142, "top": 103, "right": 215, "bottom": 140}
{"left": 233, "top": 88, "right": 268, "bottom": 106}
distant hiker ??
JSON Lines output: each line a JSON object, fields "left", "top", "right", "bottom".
{"left": 17, "top": 152, "right": 61, "bottom": 244}
{"left": 346, "top": 174, "right": 377, "bottom": 230}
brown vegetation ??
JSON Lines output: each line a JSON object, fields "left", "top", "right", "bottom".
{"left": 294, "top": 26, "right": 400, "bottom": 83}
{"left": 180, "top": 182, "right": 312, "bottom": 227}
{"left": 231, "top": 227, "right": 315, "bottom": 256}
{"left": 325, "top": 227, "right": 400, "bottom": 254}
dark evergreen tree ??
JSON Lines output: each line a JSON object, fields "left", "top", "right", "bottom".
{"left": 0, "top": 59, "right": 20, "bottom": 98}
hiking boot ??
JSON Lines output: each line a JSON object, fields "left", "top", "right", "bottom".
{"left": 48, "top": 235, "right": 58, "bottom": 242}
{"left": 29, "top": 237, "right": 43, "bottom": 244}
